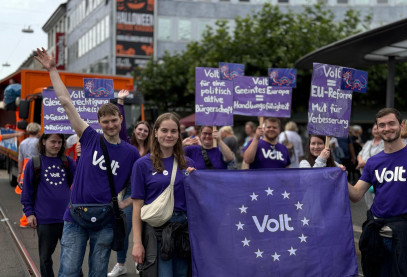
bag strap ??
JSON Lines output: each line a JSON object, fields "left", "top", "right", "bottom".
{"left": 200, "top": 146, "right": 214, "bottom": 169}
{"left": 99, "top": 136, "right": 120, "bottom": 218}
{"left": 169, "top": 158, "right": 178, "bottom": 188}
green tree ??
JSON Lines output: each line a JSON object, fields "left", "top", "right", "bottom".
{"left": 136, "top": 3, "right": 372, "bottom": 112}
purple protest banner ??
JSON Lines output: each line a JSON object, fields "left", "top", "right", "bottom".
{"left": 268, "top": 68, "right": 297, "bottom": 88}
{"left": 341, "top": 68, "right": 368, "bottom": 93}
{"left": 219, "top": 62, "right": 245, "bottom": 81}
{"left": 195, "top": 67, "right": 234, "bottom": 126}
{"left": 233, "top": 76, "right": 292, "bottom": 118}
{"left": 84, "top": 78, "right": 114, "bottom": 98}
{"left": 307, "top": 63, "right": 352, "bottom": 138}
{"left": 43, "top": 88, "right": 109, "bottom": 134}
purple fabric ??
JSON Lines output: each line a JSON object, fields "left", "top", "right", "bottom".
{"left": 83, "top": 78, "right": 114, "bottom": 98}
{"left": 361, "top": 146, "right": 407, "bottom": 218}
{"left": 219, "top": 62, "right": 244, "bottom": 80}
{"left": 233, "top": 76, "right": 292, "bottom": 118}
{"left": 42, "top": 89, "right": 109, "bottom": 134}
{"left": 341, "top": 68, "right": 368, "bottom": 93}
{"left": 21, "top": 156, "right": 76, "bottom": 224}
{"left": 195, "top": 67, "right": 234, "bottom": 126}
{"left": 244, "top": 139, "right": 290, "bottom": 169}
{"left": 307, "top": 63, "right": 352, "bottom": 138}
{"left": 131, "top": 154, "right": 195, "bottom": 212}
{"left": 63, "top": 126, "right": 140, "bottom": 222}
{"left": 184, "top": 145, "right": 227, "bottom": 170}
{"left": 117, "top": 103, "right": 131, "bottom": 143}
{"left": 184, "top": 168, "right": 357, "bottom": 276}
{"left": 268, "top": 68, "right": 297, "bottom": 88}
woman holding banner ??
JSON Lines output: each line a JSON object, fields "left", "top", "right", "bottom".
{"left": 299, "top": 135, "right": 345, "bottom": 169}
{"left": 184, "top": 126, "right": 234, "bottom": 169}
{"left": 131, "top": 113, "right": 195, "bottom": 277}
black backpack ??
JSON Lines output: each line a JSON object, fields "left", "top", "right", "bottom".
{"left": 32, "top": 155, "right": 72, "bottom": 202}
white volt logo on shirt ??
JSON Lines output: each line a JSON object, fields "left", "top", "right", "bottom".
{"left": 92, "top": 151, "right": 120, "bottom": 175}
{"left": 375, "top": 166, "right": 406, "bottom": 183}
{"left": 261, "top": 149, "right": 284, "bottom": 161}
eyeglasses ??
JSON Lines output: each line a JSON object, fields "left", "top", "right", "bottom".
{"left": 201, "top": 132, "right": 213, "bottom": 137}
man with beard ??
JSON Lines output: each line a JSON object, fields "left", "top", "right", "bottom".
{"left": 348, "top": 108, "right": 407, "bottom": 277}
{"left": 243, "top": 117, "right": 290, "bottom": 169}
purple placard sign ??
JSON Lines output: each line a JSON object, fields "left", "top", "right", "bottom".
{"left": 308, "top": 63, "right": 352, "bottom": 138}
{"left": 219, "top": 62, "right": 245, "bottom": 81}
{"left": 233, "top": 76, "right": 292, "bottom": 118}
{"left": 43, "top": 89, "right": 109, "bottom": 134}
{"left": 195, "top": 67, "right": 233, "bottom": 126}
{"left": 84, "top": 78, "right": 114, "bottom": 98}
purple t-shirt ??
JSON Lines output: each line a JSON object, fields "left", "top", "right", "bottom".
{"left": 184, "top": 145, "right": 227, "bottom": 170}
{"left": 131, "top": 154, "right": 195, "bottom": 212}
{"left": 245, "top": 139, "right": 291, "bottom": 169}
{"left": 361, "top": 146, "right": 407, "bottom": 218}
{"left": 21, "top": 155, "right": 76, "bottom": 224}
{"left": 64, "top": 126, "right": 140, "bottom": 221}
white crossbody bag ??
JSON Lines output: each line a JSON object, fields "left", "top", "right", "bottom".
{"left": 141, "top": 159, "right": 178, "bottom": 227}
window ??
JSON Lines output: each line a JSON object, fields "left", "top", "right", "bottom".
{"left": 337, "top": 0, "right": 348, "bottom": 4}
{"left": 354, "top": 0, "right": 369, "bottom": 4}
{"left": 158, "top": 18, "right": 172, "bottom": 40}
{"left": 178, "top": 19, "right": 192, "bottom": 41}
{"left": 105, "top": 16, "right": 109, "bottom": 40}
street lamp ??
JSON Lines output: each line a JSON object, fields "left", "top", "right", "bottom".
{"left": 21, "top": 26, "right": 34, "bottom": 33}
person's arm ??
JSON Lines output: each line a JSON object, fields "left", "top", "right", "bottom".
{"left": 118, "top": 197, "right": 132, "bottom": 209}
{"left": 116, "top": 90, "right": 131, "bottom": 143}
{"left": 348, "top": 179, "right": 370, "bottom": 202}
{"left": 348, "top": 141, "right": 357, "bottom": 165}
{"left": 213, "top": 130, "right": 234, "bottom": 162}
{"left": 21, "top": 160, "right": 37, "bottom": 228}
{"left": 243, "top": 126, "right": 262, "bottom": 164}
{"left": 132, "top": 199, "right": 145, "bottom": 264}
{"left": 0, "top": 132, "right": 24, "bottom": 142}
{"left": 34, "top": 48, "right": 88, "bottom": 138}
{"left": 299, "top": 160, "right": 311, "bottom": 168}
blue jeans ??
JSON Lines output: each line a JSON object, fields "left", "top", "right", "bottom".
{"left": 380, "top": 237, "right": 393, "bottom": 277}
{"left": 157, "top": 212, "right": 188, "bottom": 277}
{"left": 116, "top": 190, "right": 133, "bottom": 264}
{"left": 58, "top": 221, "right": 113, "bottom": 277}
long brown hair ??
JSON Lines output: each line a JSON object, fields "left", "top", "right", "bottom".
{"left": 131, "top": 121, "right": 152, "bottom": 155}
{"left": 150, "top": 113, "right": 187, "bottom": 172}
{"left": 304, "top": 135, "right": 336, "bottom": 167}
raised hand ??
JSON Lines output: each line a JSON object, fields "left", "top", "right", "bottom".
{"left": 118, "top": 89, "right": 129, "bottom": 100}
{"left": 34, "top": 48, "right": 55, "bottom": 71}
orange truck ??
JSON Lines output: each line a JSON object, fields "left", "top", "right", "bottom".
{"left": 0, "top": 69, "right": 144, "bottom": 186}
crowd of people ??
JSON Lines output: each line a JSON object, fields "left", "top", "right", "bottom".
{"left": 6, "top": 47, "right": 405, "bottom": 277}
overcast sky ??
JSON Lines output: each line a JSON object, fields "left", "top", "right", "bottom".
{"left": 0, "top": 0, "right": 66, "bottom": 80}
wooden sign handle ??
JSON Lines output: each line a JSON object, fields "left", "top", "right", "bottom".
{"left": 213, "top": 126, "right": 217, "bottom": 148}
{"left": 258, "top": 116, "right": 264, "bottom": 128}
{"left": 325, "top": 136, "right": 331, "bottom": 149}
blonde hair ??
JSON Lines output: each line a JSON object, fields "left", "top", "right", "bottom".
{"left": 219, "top": 126, "right": 234, "bottom": 136}
{"left": 284, "top": 121, "right": 298, "bottom": 132}
{"left": 26, "top": 122, "right": 41, "bottom": 135}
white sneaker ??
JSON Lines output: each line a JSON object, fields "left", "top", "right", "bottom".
{"left": 135, "top": 262, "right": 140, "bottom": 275}
{"left": 108, "top": 263, "right": 127, "bottom": 277}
